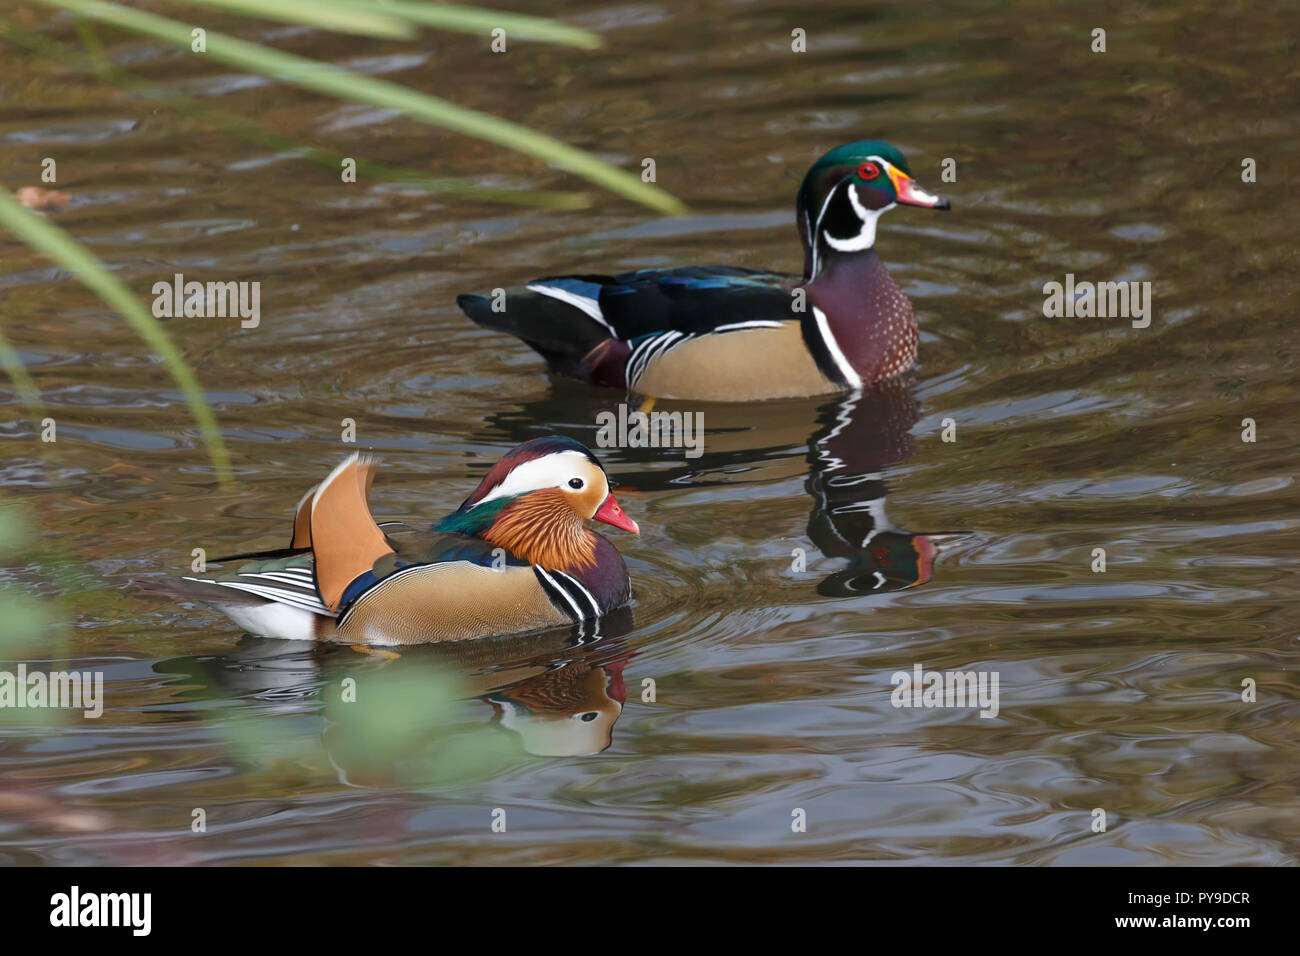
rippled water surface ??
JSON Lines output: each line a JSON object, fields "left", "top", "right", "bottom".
{"left": 2, "top": 1, "right": 1298, "bottom": 864}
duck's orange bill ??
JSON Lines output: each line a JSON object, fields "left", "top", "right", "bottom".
{"left": 594, "top": 494, "right": 639, "bottom": 534}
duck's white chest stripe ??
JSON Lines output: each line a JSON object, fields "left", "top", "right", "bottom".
{"left": 552, "top": 569, "right": 600, "bottom": 618}
{"left": 534, "top": 567, "right": 585, "bottom": 620}
{"left": 811, "top": 306, "right": 862, "bottom": 389}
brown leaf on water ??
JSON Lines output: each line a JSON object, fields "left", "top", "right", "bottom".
{"left": 0, "top": 787, "right": 109, "bottom": 833}
{"left": 102, "top": 462, "right": 151, "bottom": 480}
{"left": 14, "top": 186, "right": 70, "bottom": 211}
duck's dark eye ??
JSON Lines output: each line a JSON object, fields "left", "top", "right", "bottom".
{"left": 580, "top": 712, "right": 598, "bottom": 722}
{"left": 857, "top": 161, "right": 881, "bottom": 181}
{"left": 568, "top": 477, "right": 584, "bottom": 489}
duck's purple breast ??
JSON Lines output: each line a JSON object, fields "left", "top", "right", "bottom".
{"left": 807, "top": 253, "right": 918, "bottom": 384}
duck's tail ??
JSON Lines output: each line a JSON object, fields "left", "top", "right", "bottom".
{"left": 457, "top": 286, "right": 629, "bottom": 387}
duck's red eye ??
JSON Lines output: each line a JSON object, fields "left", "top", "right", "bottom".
{"left": 857, "top": 161, "right": 881, "bottom": 180}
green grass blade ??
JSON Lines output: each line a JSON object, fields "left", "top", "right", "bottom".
{"left": 332, "top": 0, "right": 602, "bottom": 49}
{"left": 155, "top": 0, "right": 416, "bottom": 40}
{"left": 0, "top": 323, "right": 47, "bottom": 421}
{"left": 0, "top": 189, "right": 233, "bottom": 486}
{"left": 35, "top": 0, "right": 688, "bottom": 215}
{"left": 0, "top": 21, "right": 591, "bottom": 209}
{"left": 159, "top": 0, "right": 602, "bottom": 49}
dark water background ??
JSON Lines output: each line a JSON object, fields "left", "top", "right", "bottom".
{"left": 1, "top": 0, "right": 1298, "bottom": 864}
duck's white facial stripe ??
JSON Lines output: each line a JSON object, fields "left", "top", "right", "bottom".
{"left": 825, "top": 187, "right": 893, "bottom": 252}
{"left": 810, "top": 185, "right": 839, "bottom": 277}
{"left": 473, "top": 450, "right": 592, "bottom": 507}
{"left": 811, "top": 155, "right": 899, "bottom": 272}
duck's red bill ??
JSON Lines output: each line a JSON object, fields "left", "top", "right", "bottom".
{"left": 594, "top": 494, "right": 639, "bottom": 534}
{"left": 894, "top": 175, "right": 951, "bottom": 210}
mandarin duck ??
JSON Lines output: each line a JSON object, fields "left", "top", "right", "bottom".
{"left": 177, "top": 437, "right": 638, "bottom": 645}
{"left": 457, "top": 140, "right": 950, "bottom": 401}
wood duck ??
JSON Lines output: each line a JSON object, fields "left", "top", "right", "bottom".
{"left": 176, "top": 437, "right": 639, "bottom": 645}
{"left": 458, "top": 140, "right": 950, "bottom": 401}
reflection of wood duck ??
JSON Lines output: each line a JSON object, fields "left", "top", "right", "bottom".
{"left": 806, "top": 385, "right": 958, "bottom": 596}
{"left": 483, "top": 382, "right": 959, "bottom": 597}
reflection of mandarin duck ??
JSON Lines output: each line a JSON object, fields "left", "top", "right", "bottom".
{"left": 806, "top": 386, "right": 956, "bottom": 596}
{"left": 485, "top": 654, "right": 629, "bottom": 756}
{"left": 176, "top": 437, "right": 639, "bottom": 645}
{"left": 458, "top": 140, "right": 950, "bottom": 400}
{"left": 319, "top": 652, "right": 631, "bottom": 787}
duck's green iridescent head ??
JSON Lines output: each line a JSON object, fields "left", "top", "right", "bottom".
{"left": 796, "top": 139, "right": 950, "bottom": 279}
